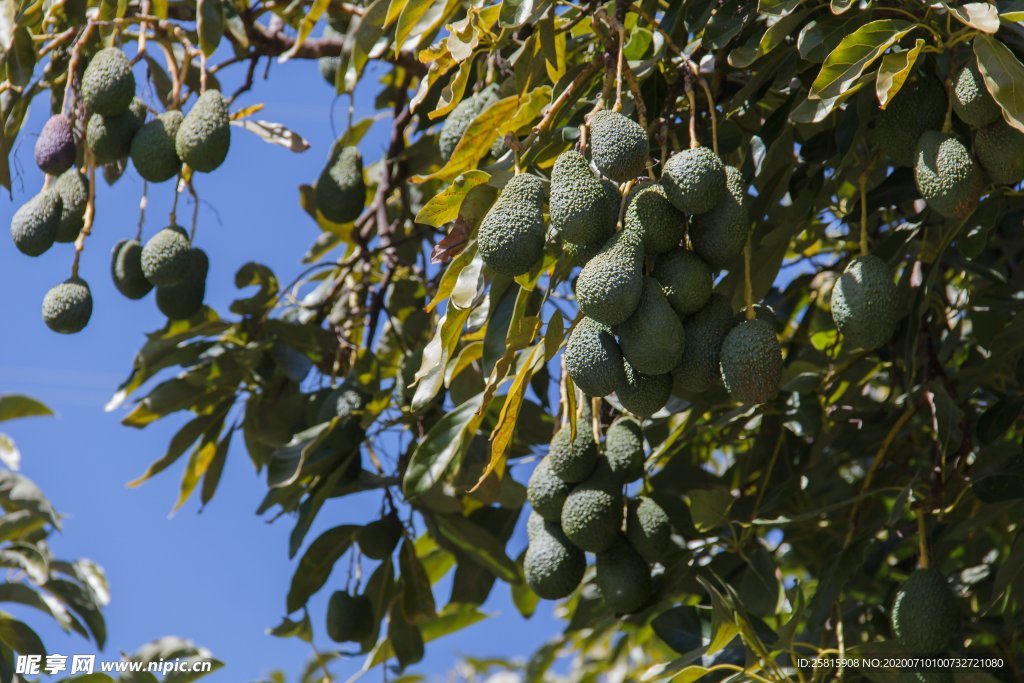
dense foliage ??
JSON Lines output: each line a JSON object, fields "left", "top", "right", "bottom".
{"left": 4, "top": 0, "right": 1024, "bottom": 680}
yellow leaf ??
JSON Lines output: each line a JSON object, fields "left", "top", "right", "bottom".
{"left": 415, "top": 171, "right": 491, "bottom": 227}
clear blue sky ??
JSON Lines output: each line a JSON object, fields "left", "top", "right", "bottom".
{"left": 1, "top": 53, "right": 558, "bottom": 681}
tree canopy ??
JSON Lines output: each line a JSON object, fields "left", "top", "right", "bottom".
{"left": 3, "top": 0, "right": 1024, "bottom": 680}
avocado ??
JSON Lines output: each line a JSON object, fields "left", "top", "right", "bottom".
{"left": 35, "top": 114, "right": 76, "bottom": 175}
{"left": 550, "top": 149, "right": 618, "bottom": 245}
{"left": 316, "top": 145, "right": 366, "bottom": 224}
{"left": 477, "top": 173, "right": 547, "bottom": 277}
{"left": 527, "top": 456, "right": 573, "bottom": 521}
{"left": 575, "top": 229, "right": 644, "bottom": 326}
{"left": 589, "top": 110, "right": 649, "bottom": 182}
{"left": 890, "top": 568, "right": 958, "bottom": 655}
{"left": 130, "top": 110, "right": 184, "bottom": 182}
{"left": 872, "top": 75, "right": 947, "bottom": 167}
{"left": 326, "top": 591, "right": 375, "bottom": 643}
{"left": 661, "top": 147, "right": 726, "bottom": 215}
{"left": 155, "top": 248, "right": 209, "bottom": 320}
{"left": 176, "top": 89, "right": 231, "bottom": 172}
{"left": 560, "top": 474, "right": 623, "bottom": 553}
{"left": 81, "top": 47, "right": 135, "bottom": 116}
{"left": 623, "top": 181, "right": 686, "bottom": 255}
{"left": 830, "top": 254, "right": 900, "bottom": 351}
{"left": 87, "top": 97, "right": 146, "bottom": 164}
{"left": 594, "top": 536, "right": 652, "bottom": 613}
{"left": 142, "top": 225, "right": 192, "bottom": 286}
{"left": 975, "top": 118, "right": 1024, "bottom": 185}
{"left": 111, "top": 238, "right": 154, "bottom": 299}
{"left": 672, "top": 294, "right": 734, "bottom": 394}
{"left": 11, "top": 191, "right": 61, "bottom": 256}
{"left": 719, "top": 317, "right": 783, "bottom": 405}
{"left": 357, "top": 514, "right": 403, "bottom": 560}
{"left": 42, "top": 277, "right": 92, "bottom": 333}
{"left": 603, "top": 416, "right": 644, "bottom": 484}
{"left": 625, "top": 496, "right": 670, "bottom": 563}
{"left": 564, "top": 316, "right": 627, "bottom": 398}
{"left": 438, "top": 84, "right": 500, "bottom": 161}
{"left": 688, "top": 165, "right": 750, "bottom": 267}
{"left": 653, "top": 248, "right": 714, "bottom": 317}
{"left": 524, "top": 518, "right": 585, "bottom": 600}
{"left": 548, "top": 420, "right": 599, "bottom": 484}
{"left": 616, "top": 277, "right": 686, "bottom": 376}
{"left": 951, "top": 60, "right": 1001, "bottom": 127}
{"left": 52, "top": 168, "right": 88, "bottom": 243}
{"left": 616, "top": 361, "right": 671, "bottom": 417}
{"left": 914, "top": 131, "right": 983, "bottom": 219}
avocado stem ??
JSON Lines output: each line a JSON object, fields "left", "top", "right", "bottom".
{"left": 917, "top": 507, "right": 930, "bottom": 569}
{"left": 743, "top": 238, "right": 754, "bottom": 321}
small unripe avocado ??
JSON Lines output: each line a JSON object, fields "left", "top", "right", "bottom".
{"left": 616, "top": 361, "right": 671, "bottom": 417}
{"left": 672, "top": 294, "right": 734, "bottom": 394}
{"left": 142, "top": 225, "right": 192, "bottom": 286}
{"left": 589, "top": 110, "right": 649, "bottom": 182}
{"left": 318, "top": 26, "right": 343, "bottom": 86}
{"left": 477, "top": 173, "right": 548, "bottom": 277}
{"left": 550, "top": 150, "right": 617, "bottom": 245}
{"left": 42, "top": 277, "right": 93, "bottom": 334}
{"left": 548, "top": 420, "right": 599, "bottom": 484}
{"left": 625, "top": 496, "right": 670, "bottom": 563}
{"left": 326, "top": 591, "right": 375, "bottom": 643}
{"left": 891, "top": 568, "right": 958, "bottom": 655}
{"left": 872, "top": 76, "right": 946, "bottom": 167}
{"left": 357, "top": 514, "right": 403, "bottom": 560}
{"left": 830, "top": 254, "right": 899, "bottom": 351}
{"left": 524, "top": 518, "right": 585, "bottom": 600}
{"left": 111, "top": 239, "right": 153, "bottom": 299}
{"left": 131, "top": 110, "right": 184, "bottom": 182}
{"left": 914, "top": 131, "right": 982, "bottom": 219}
{"left": 155, "top": 248, "right": 209, "bottom": 319}
{"left": 11, "top": 191, "right": 61, "bottom": 256}
{"left": 316, "top": 145, "right": 366, "bottom": 223}
{"left": 527, "top": 456, "right": 572, "bottom": 521}
{"left": 975, "top": 119, "right": 1024, "bottom": 185}
{"left": 623, "top": 181, "right": 686, "bottom": 255}
{"left": 617, "top": 277, "right": 685, "bottom": 376}
{"left": 564, "top": 316, "right": 627, "bottom": 398}
{"left": 719, "top": 318, "right": 783, "bottom": 405}
{"left": 689, "top": 166, "right": 750, "bottom": 267}
{"left": 662, "top": 147, "right": 726, "bottom": 215}
{"left": 87, "top": 97, "right": 146, "bottom": 164}
{"left": 35, "top": 114, "right": 76, "bottom": 175}
{"left": 560, "top": 475, "right": 623, "bottom": 553}
{"left": 595, "top": 536, "right": 652, "bottom": 613}
{"left": 653, "top": 249, "right": 713, "bottom": 317}
{"left": 951, "top": 61, "right": 1001, "bottom": 128}
{"left": 575, "top": 230, "right": 644, "bottom": 326}
{"left": 53, "top": 168, "right": 89, "bottom": 243}
{"left": 176, "top": 89, "right": 231, "bottom": 172}
{"left": 604, "top": 417, "right": 644, "bottom": 484}
{"left": 81, "top": 47, "right": 135, "bottom": 116}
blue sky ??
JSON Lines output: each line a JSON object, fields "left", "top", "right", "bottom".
{"left": 1, "top": 52, "right": 559, "bottom": 681}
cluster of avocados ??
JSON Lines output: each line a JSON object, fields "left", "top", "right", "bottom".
{"left": 11, "top": 46, "right": 231, "bottom": 334}
{"left": 525, "top": 403, "right": 671, "bottom": 613}
{"left": 471, "top": 106, "right": 784, "bottom": 413}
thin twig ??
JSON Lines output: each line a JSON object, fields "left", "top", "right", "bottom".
{"left": 71, "top": 157, "right": 97, "bottom": 278}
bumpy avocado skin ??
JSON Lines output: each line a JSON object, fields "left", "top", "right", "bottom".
{"left": 87, "top": 97, "right": 146, "bottom": 164}
{"left": 565, "top": 316, "right": 627, "bottom": 398}
{"left": 891, "top": 568, "right": 959, "bottom": 655}
{"left": 53, "top": 168, "right": 89, "bottom": 243}
{"left": 604, "top": 417, "right": 644, "bottom": 484}
{"left": 625, "top": 496, "right": 670, "bottom": 563}
{"left": 975, "top": 119, "right": 1024, "bottom": 185}
{"left": 326, "top": 591, "right": 375, "bottom": 643}
{"left": 316, "top": 145, "right": 366, "bottom": 224}
{"left": 156, "top": 248, "right": 209, "bottom": 319}
{"left": 42, "top": 277, "right": 93, "bottom": 334}
{"left": 873, "top": 76, "right": 947, "bottom": 167}
{"left": 589, "top": 110, "right": 649, "bottom": 182}
{"left": 551, "top": 150, "right": 617, "bottom": 245}
{"left": 524, "top": 518, "right": 585, "bottom": 600}
{"left": 719, "top": 318, "right": 783, "bottom": 405}
{"left": 527, "top": 456, "right": 572, "bottom": 521}
{"left": 11, "top": 191, "right": 62, "bottom": 256}
{"left": 595, "top": 536, "right": 652, "bottom": 613}
{"left": 662, "top": 147, "right": 726, "bottom": 215}
{"left": 438, "top": 84, "right": 500, "bottom": 161}
{"left": 576, "top": 230, "right": 644, "bottom": 326}
{"left": 654, "top": 249, "right": 713, "bottom": 317}
{"left": 672, "top": 294, "right": 734, "bottom": 394}
{"left": 142, "top": 225, "right": 192, "bottom": 286}
{"left": 35, "top": 114, "right": 76, "bottom": 175}
{"left": 952, "top": 61, "right": 1001, "bottom": 128}
{"left": 617, "top": 277, "right": 685, "bottom": 375}
{"left": 111, "top": 239, "right": 154, "bottom": 299}
{"left": 560, "top": 475, "right": 623, "bottom": 553}
{"left": 830, "top": 254, "right": 900, "bottom": 351}
{"left": 563, "top": 239, "right": 602, "bottom": 267}
{"left": 131, "top": 110, "right": 184, "bottom": 182}
{"left": 548, "top": 421, "right": 599, "bottom": 483}
{"left": 82, "top": 47, "right": 135, "bottom": 116}
{"left": 616, "top": 361, "right": 671, "bottom": 417}
{"left": 176, "top": 89, "right": 230, "bottom": 172}
{"left": 477, "top": 173, "right": 547, "bottom": 277}
{"left": 689, "top": 166, "right": 750, "bottom": 267}
{"left": 913, "top": 131, "right": 983, "bottom": 219}
{"left": 623, "top": 181, "right": 686, "bottom": 255}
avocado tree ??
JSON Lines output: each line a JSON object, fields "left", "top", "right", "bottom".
{"left": 3, "top": 0, "right": 1024, "bottom": 680}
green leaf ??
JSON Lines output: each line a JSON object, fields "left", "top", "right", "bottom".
{"left": 343, "top": 0, "right": 390, "bottom": 92}
{"left": 810, "top": 19, "right": 913, "bottom": 101}
{"left": 398, "top": 538, "right": 437, "bottom": 622}
{"left": 946, "top": 1, "right": 999, "bottom": 33}
{"left": 974, "top": 35, "right": 1024, "bottom": 134}
{"left": 651, "top": 606, "right": 703, "bottom": 654}
{"left": 394, "top": 0, "right": 437, "bottom": 55}
{"left": 499, "top": 0, "right": 533, "bottom": 27}
{"left": 388, "top": 603, "right": 425, "bottom": 668}
{"left": 875, "top": 39, "right": 924, "bottom": 108}
{"left": 127, "top": 413, "right": 222, "bottom": 487}
{"left": 434, "top": 514, "right": 519, "bottom": 582}
{"left": 197, "top": 0, "right": 225, "bottom": 56}
{"left": 0, "top": 613, "right": 44, "bottom": 656}
{"left": 286, "top": 524, "right": 359, "bottom": 612}
{"left": 972, "top": 475, "right": 1024, "bottom": 503}
{"left": 403, "top": 394, "right": 485, "bottom": 498}
{"left": 687, "top": 489, "right": 734, "bottom": 532}
{"left": 280, "top": 0, "right": 329, "bottom": 61}
{"left": 415, "top": 171, "right": 491, "bottom": 227}
{"left": 0, "top": 396, "right": 53, "bottom": 422}
{"left": 409, "top": 307, "right": 473, "bottom": 411}
{"left": 266, "top": 613, "right": 312, "bottom": 642}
